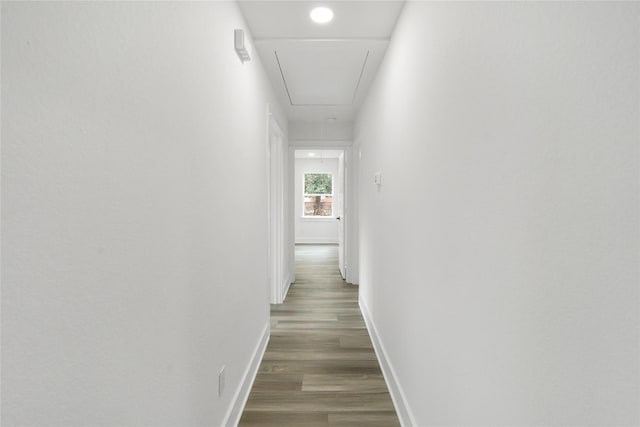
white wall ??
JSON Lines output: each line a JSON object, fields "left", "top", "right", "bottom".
{"left": 289, "top": 121, "right": 353, "bottom": 142}
{"left": 295, "top": 158, "right": 339, "bottom": 244}
{"left": 356, "top": 2, "right": 639, "bottom": 426}
{"left": 1, "top": 2, "right": 286, "bottom": 426}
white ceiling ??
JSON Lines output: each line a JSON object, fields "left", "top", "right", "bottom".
{"left": 295, "top": 149, "right": 344, "bottom": 159}
{"left": 238, "top": 1, "right": 405, "bottom": 124}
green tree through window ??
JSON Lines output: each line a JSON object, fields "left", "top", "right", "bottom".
{"left": 304, "top": 173, "right": 333, "bottom": 216}
{"left": 304, "top": 173, "right": 332, "bottom": 194}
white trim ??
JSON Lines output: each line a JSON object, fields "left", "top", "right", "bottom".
{"left": 267, "top": 107, "right": 287, "bottom": 304}
{"left": 290, "top": 143, "right": 357, "bottom": 284}
{"left": 287, "top": 147, "right": 296, "bottom": 289}
{"left": 281, "top": 277, "right": 292, "bottom": 302}
{"left": 345, "top": 147, "right": 359, "bottom": 285}
{"left": 300, "top": 217, "right": 336, "bottom": 221}
{"left": 223, "top": 321, "right": 270, "bottom": 427}
{"left": 359, "top": 298, "right": 417, "bottom": 427}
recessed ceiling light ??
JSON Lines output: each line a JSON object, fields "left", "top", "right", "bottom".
{"left": 308, "top": 152, "right": 317, "bottom": 156}
{"left": 310, "top": 7, "right": 333, "bottom": 24}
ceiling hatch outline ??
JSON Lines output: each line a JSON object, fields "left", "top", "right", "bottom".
{"left": 274, "top": 48, "right": 371, "bottom": 107}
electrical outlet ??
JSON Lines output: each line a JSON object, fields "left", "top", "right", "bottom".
{"left": 218, "top": 365, "right": 226, "bottom": 397}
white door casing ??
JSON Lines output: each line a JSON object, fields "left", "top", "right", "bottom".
{"left": 337, "top": 152, "right": 346, "bottom": 279}
{"left": 268, "top": 111, "right": 288, "bottom": 304}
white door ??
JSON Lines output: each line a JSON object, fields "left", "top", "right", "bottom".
{"left": 337, "top": 152, "right": 346, "bottom": 279}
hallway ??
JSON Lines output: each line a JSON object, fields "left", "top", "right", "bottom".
{"left": 240, "top": 245, "right": 399, "bottom": 426}
{"left": 2, "top": 1, "right": 638, "bottom": 426}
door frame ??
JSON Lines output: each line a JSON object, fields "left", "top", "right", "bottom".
{"left": 337, "top": 151, "right": 346, "bottom": 279}
{"left": 288, "top": 142, "right": 358, "bottom": 285}
{"left": 267, "top": 108, "right": 289, "bottom": 304}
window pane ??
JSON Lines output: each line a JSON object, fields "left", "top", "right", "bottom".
{"left": 304, "top": 173, "right": 332, "bottom": 195}
{"left": 304, "top": 195, "right": 333, "bottom": 216}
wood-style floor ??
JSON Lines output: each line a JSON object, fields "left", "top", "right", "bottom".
{"left": 239, "top": 245, "right": 400, "bottom": 427}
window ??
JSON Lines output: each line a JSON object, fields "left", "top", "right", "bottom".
{"left": 303, "top": 173, "right": 333, "bottom": 217}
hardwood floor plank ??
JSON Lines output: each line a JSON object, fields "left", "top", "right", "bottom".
{"left": 257, "top": 360, "right": 384, "bottom": 375}
{"left": 274, "top": 320, "right": 367, "bottom": 330}
{"left": 328, "top": 411, "right": 402, "bottom": 427}
{"left": 262, "top": 350, "right": 378, "bottom": 361}
{"left": 251, "top": 373, "right": 303, "bottom": 392}
{"left": 302, "top": 374, "right": 388, "bottom": 392}
{"left": 239, "top": 412, "right": 329, "bottom": 426}
{"left": 338, "top": 336, "right": 374, "bottom": 349}
{"left": 268, "top": 335, "right": 341, "bottom": 347}
{"left": 238, "top": 245, "right": 399, "bottom": 426}
{"left": 243, "top": 391, "right": 396, "bottom": 412}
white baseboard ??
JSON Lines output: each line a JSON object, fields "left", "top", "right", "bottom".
{"left": 281, "top": 277, "right": 292, "bottom": 302}
{"left": 223, "top": 321, "right": 269, "bottom": 427}
{"left": 359, "top": 298, "right": 417, "bottom": 427}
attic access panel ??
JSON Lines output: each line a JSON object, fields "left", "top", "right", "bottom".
{"left": 275, "top": 42, "right": 369, "bottom": 106}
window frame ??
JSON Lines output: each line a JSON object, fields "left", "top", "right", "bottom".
{"left": 302, "top": 173, "right": 335, "bottom": 219}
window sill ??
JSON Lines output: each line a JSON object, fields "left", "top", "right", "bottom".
{"left": 300, "top": 216, "right": 336, "bottom": 222}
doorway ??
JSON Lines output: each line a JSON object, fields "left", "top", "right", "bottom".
{"left": 293, "top": 149, "right": 347, "bottom": 280}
